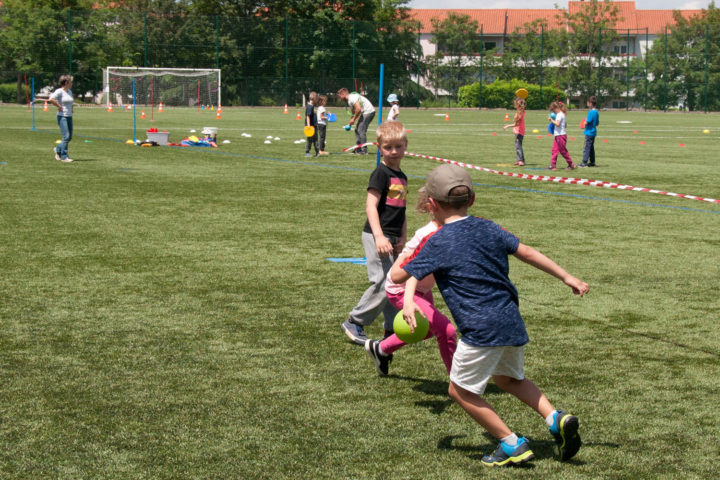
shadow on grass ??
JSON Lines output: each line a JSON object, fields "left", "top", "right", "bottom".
{"left": 388, "top": 375, "right": 506, "bottom": 415}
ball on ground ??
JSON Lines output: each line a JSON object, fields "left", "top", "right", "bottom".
{"left": 393, "top": 310, "right": 429, "bottom": 344}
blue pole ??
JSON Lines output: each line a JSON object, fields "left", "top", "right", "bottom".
{"left": 376, "top": 63, "right": 384, "bottom": 167}
{"left": 31, "top": 77, "right": 36, "bottom": 131}
{"left": 132, "top": 78, "right": 137, "bottom": 143}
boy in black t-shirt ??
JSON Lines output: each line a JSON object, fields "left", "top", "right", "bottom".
{"left": 305, "top": 91, "right": 319, "bottom": 157}
{"left": 342, "top": 122, "right": 408, "bottom": 345}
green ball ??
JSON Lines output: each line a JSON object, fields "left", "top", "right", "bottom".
{"left": 393, "top": 310, "right": 430, "bottom": 344}
{"left": 344, "top": 124, "right": 351, "bottom": 131}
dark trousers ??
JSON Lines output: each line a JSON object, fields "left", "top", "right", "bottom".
{"left": 514, "top": 134, "right": 525, "bottom": 162}
{"left": 317, "top": 124, "right": 327, "bottom": 151}
{"left": 582, "top": 135, "right": 596, "bottom": 166}
{"left": 305, "top": 129, "right": 318, "bottom": 155}
{"left": 356, "top": 111, "right": 375, "bottom": 153}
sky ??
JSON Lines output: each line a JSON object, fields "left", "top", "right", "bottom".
{"left": 407, "top": 0, "right": 709, "bottom": 10}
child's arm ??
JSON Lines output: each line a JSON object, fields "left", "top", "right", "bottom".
{"left": 366, "top": 189, "right": 394, "bottom": 256}
{"left": 504, "top": 113, "right": 521, "bottom": 130}
{"left": 513, "top": 243, "right": 589, "bottom": 296}
{"left": 402, "top": 276, "right": 425, "bottom": 331}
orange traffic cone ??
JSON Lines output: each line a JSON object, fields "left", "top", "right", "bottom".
{"left": 296, "top": 111, "right": 302, "bottom": 120}
{"left": 107, "top": 103, "right": 113, "bottom": 112}
{"left": 141, "top": 110, "right": 146, "bottom": 119}
{"left": 216, "top": 110, "right": 221, "bottom": 120}
{"left": 43, "top": 101, "right": 48, "bottom": 111}
{"left": 158, "top": 102, "right": 164, "bottom": 113}
{"left": 283, "top": 104, "right": 289, "bottom": 114}
{"left": 504, "top": 113, "right": 510, "bottom": 122}
{"left": 444, "top": 112, "right": 449, "bottom": 122}
{"left": 217, "top": 104, "right": 222, "bottom": 113}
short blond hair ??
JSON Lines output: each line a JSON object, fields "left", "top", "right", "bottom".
{"left": 376, "top": 121, "right": 407, "bottom": 145}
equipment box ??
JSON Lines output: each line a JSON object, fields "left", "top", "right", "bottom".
{"left": 146, "top": 131, "right": 170, "bottom": 145}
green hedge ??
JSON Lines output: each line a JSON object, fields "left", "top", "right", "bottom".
{"left": 458, "top": 80, "right": 567, "bottom": 110}
{"left": 0, "top": 82, "right": 27, "bottom": 103}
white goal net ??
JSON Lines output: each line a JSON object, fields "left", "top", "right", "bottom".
{"left": 103, "top": 67, "right": 221, "bottom": 108}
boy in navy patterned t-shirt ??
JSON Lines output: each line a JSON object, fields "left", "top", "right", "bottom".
{"left": 392, "top": 163, "right": 589, "bottom": 467}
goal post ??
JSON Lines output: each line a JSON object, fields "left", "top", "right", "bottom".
{"left": 103, "top": 67, "right": 221, "bottom": 109}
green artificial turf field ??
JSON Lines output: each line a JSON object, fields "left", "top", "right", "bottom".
{"left": 1, "top": 104, "right": 719, "bottom": 479}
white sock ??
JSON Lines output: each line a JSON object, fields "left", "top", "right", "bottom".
{"left": 501, "top": 433, "right": 518, "bottom": 446}
{"left": 545, "top": 410, "right": 559, "bottom": 428}
{"left": 378, "top": 344, "right": 387, "bottom": 357}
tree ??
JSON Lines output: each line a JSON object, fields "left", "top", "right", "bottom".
{"left": 427, "top": 13, "right": 481, "bottom": 100}
{"left": 554, "top": 0, "right": 623, "bottom": 105}
{"left": 646, "top": 5, "right": 720, "bottom": 111}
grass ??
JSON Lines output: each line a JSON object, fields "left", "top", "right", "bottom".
{"left": 1, "top": 104, "right": 719, "bottom": 479}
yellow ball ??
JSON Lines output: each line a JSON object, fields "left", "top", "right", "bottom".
{"left": 532, "top": 129, "right": 539, "bottom": 134}
{"left": 703, "top": 129, "right": 710, "bottom": 134}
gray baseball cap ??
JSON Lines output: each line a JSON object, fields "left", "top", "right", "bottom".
{"left": 425, "top": 163, "right": 474, "bottom": 203}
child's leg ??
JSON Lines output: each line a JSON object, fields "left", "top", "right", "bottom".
{"left": 379, "top": 291, "right": 410, "bottom": 354}
{"left": 514, "top": 134, "right": 525, "bottom": 164}
{"left": 492, "top": 376, "right": 554, "bottom": 418}
{"left": 448, "top": 382, "right": 512, "bottom": 439}
{"left": 582, "top": 136, "right": 591, "bottom": 165}
{"left": 557, "top": 135, "right": 574, "bottom": 166}
{"left": 550, "top": 137, "right": 560, "bottom": 167}
{"left": 419, "top": 291, "right": 456, "bottom": 373}
{"left": 347, "top": 232, "right": 397, "bottom": 327}
{"left": 318, "top": 125, "right": 326, "bottom": 151}
{"left": 589, "top": 136, "right": 596, "bottom": 165}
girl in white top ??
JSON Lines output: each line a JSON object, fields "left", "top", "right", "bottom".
{"left": 548, "top": 101, "right": 576, "bottom": 171}
{"left": 49, "top": 75, "right": 74, "bottom": 162}
{"left": 316, "top": 95, "right": 329, "bottom": 156}
{"left": 386, "top": 93, "right": 400, "bottom": 122}
{"left": 364, "top": 188, "right": 457, "bottom": 376}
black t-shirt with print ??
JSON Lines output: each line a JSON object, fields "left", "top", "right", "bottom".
{"left": 363, "top": 163, "right": 407, "bottom": 238}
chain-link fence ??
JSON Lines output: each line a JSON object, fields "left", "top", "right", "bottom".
{"left": 2, "top": 7, "right": 720, "bottom": 111}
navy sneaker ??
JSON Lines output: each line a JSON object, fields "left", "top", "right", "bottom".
{"left": 341, "top": 319, "right": 367, "bottom": 345}
{"left": 365, "top": 339, "right": 391, "bottom": 376}
{"left": 481, "top": 437, "right": 535, "bottom": 467}
{"left": 549, "top": 410, "right": 581, "bottom": 461}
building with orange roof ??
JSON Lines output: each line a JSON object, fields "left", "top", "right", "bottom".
{"left": 408, "top": 1, "right": 703, "bottom": 106}
{"left": 410, "top": 2, "right": 701, "bottom": 59}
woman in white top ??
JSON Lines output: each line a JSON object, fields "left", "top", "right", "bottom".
{"left": 386, "top": 93, "right": 400, "bottom": 122}
{"left": 547, "top": 101, "right": 576, "bottom": 171}
{"left": 49, "top": 75, "right": 74, "bottom": 162}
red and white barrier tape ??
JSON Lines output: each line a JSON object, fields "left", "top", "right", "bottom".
{"left": 404, "top": 151, "right": 720, "bottom": 205}
{"left": 342, "top": 142, "right": 376, "bottom": 153}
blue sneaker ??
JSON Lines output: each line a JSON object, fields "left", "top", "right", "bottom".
{"left": 481, "top": 437, "right": 535, "bottom": 467}
{"left": 341, "top": 319, "right": 367, "bottom": 345}
{"left": 549, "top": 410, "right": 581, "bottom": 461}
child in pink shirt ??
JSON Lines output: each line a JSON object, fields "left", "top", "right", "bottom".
{"left": 364, "top": 188, "right": 457, "bottom": 376}
{"left": 503, "top": 97, "right": 526, "bottom": 166}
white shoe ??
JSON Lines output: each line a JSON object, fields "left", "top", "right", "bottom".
{"left": 60, "top": 157, "right": 73, "bottom": 163}
{"left": 53, "top": 148, "right": 60, "bottom": 161}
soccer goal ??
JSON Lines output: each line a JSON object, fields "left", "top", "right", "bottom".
{"left": 103, "top": 67, "right": 221, "bottom": 109}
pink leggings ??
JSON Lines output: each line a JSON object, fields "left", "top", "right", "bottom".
{"left": 382, "top": 290, "right": 457, "bottom": 373}
{"left": 551, "top": 134, "right": 574, "bottom": 167}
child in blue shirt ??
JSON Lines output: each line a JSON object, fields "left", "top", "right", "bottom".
{"left": 580, "top": 96, "right": 599, "bottom": 167}
{"left": 392, "top": 163, "right": 589, "bottom": 467}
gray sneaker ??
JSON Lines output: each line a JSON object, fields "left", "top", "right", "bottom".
{"left": 341, "top": 319, "right": 367, "bottom": 345}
